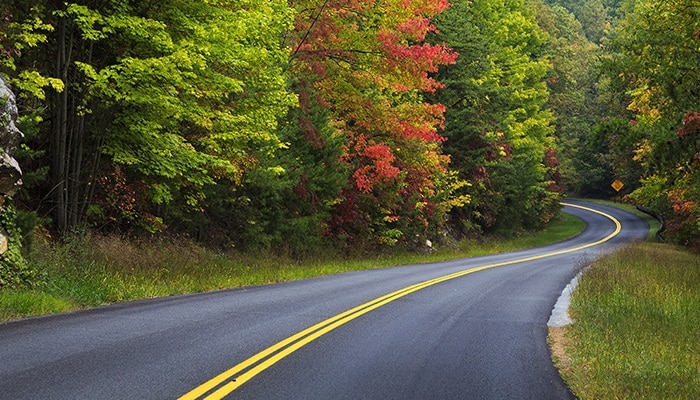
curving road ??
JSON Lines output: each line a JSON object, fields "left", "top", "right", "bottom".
{"left": 0, "top": 201, "right": 648, "bottom": 399}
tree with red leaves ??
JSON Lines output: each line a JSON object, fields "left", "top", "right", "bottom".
{"left": 286, "top": 0, "right": 464, "bottom": 248}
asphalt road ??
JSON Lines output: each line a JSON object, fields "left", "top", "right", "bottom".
{"left": 0, "top": 200, "right": 649, "bottom": 399}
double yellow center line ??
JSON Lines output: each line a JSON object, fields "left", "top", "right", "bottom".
{"left": 179, "top": 203, "right": 621, "bottom": 399}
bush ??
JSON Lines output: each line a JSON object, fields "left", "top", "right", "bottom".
{"left": 0, "top": 201, "right": 40, "bottom": 288}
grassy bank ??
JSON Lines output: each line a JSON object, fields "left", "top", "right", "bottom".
{"left": 553, "top": 243, "right": 700, "bottom": 399}
{"left": 0, "top": 212, "right": 585, "bottom": 322}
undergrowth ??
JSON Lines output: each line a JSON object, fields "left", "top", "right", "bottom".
{"left": 0, "top": 212, "right": 585, "bottom": 322}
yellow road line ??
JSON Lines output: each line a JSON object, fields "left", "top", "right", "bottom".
{"left": 179, "top": 202, "right": 621, "bottom": 400}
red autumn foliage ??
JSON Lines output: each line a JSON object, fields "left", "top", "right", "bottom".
{"left": 666, "top": 187, "right": 700, "bottom": 251}
{"left": 678, "top": 112, "right": 700, "bottom": 138}
{"left": 0, "top": 9, "right": 19, "bottom": 59}
{"left": 352, "top": 142, "right": 401, "bottom": 192}
{"left": 288, "top": 0, "right": 457, "bottom": 245}
{"left": 544, "top": 148, "right": 563, "bottom": 193}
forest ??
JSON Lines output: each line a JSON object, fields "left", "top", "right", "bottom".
{"left": 1, "top": 0, "right": 699, "bottom": 286}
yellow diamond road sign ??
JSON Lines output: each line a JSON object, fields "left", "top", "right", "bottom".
{"left": 611, "top": 179, "right": 624, "bottom": 192}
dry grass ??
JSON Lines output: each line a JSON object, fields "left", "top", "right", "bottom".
{"left": 548, "top": 326, "right": 573, "bottom": 372}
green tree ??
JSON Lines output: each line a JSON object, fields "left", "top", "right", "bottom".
{"left": 544, "top": 0, "right": 616, "bottom": 43}
{"left": 431, "top": 0, "right": 559, "bottom": 234}
{"left": 5, "top": 0, "right": 296, "bottom": 234}
{"left": 532, "top": 1, "right": 618, "bottom": 196}
{"left": 198, "top": 85, "right": 349, "bottom": 254}
{"left": 602, "top": 0, "right": 700, "bottom": 248}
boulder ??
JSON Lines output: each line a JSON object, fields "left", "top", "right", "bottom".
{"left": 0, "top": 76, "right": 24, "bottom": 196}
{"left": 0, "top": 75, "right": 23, "bottom": 255}
{"left": 0, "top": 75, "right": 23, "bottom": 197}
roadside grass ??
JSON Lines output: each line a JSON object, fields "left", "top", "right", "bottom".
{"left": 555, "top": 243, "right": 700, "bottom": 399}
{"left": 0, "top": 291, "right": 73, "bottom": 321}
{"left": 0, "top": 212, "right": 585, "bottom": 322}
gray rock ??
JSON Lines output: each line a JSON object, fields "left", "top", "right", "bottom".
{"left": 0, "top": 75, "right": 23, "bottom": 256}
{"left": 0, "top": 74, "right": 23, "bottom": 197}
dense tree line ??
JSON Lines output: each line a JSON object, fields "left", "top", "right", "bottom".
{"left": 4, "top": 0, "right": 697, "bottom": 281}
{"left": 431, "top": 0, "right": 560, "bottom": 233}
{"left": 542, "top": 0, "right": 700, "bottom": 249}
{"left": 1, "top": 0, "right": 562, "bottom": 264}
{"left": 599, "top": 0, "right": 700, "bottom": 249}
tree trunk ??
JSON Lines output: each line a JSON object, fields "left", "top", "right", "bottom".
{"left": 52, "top": 10, "right": 104, "bottom": 233}
{"left": 53, "top": 16, "right": 69, "bottom": 231}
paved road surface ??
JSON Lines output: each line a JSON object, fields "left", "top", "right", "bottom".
{"left": 0, "top": 201, "right": 648, "bottom": 399}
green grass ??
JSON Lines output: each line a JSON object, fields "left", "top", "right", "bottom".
{"left": 0, "top": 291, "right": 73, "bottom": 319}
{"left": 559, "top": 243, "right": 700, "bottom": 399}
{"left": 0, "top": 212, "right": 585, "bottom": 322}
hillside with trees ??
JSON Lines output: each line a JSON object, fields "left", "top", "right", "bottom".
{"left": 542, "top": 0, "right": 699, "bottom": 249}
{"left": 1, "top": 0, "right": 699, "bottom": 286}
